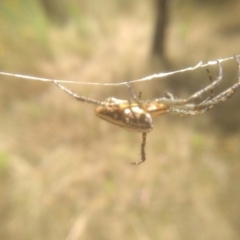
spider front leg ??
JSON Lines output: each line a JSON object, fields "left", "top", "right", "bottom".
{"left": 169, "top": 56, "right": 240, "bottom": 116}
{"left": 53, "top": 80, "right": 105, "bottom": 106}
{"left": 197, "top": 55, "right": 240, "bottom": 109}
{"left": 206, "top": 68, "right": 215, "bottom": 99}
{"left": 131, "top": 132, "right": 147, "bottom": 165}
{"left": 153, "top": 61, "right": 223, "bottom": 106}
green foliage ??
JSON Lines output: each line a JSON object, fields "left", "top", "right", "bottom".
{"left": 0, "top": 0, "right": 49, "bottom": 70}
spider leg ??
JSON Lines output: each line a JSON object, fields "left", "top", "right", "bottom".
{"left": 181, "top": 60, "right": 223, "bottom": 103}
{"left": 189, "top": 68, "right": 216, "bottom": 108}
{"left": 154, "top": 61, "right": 223, "bottom": 106}
{"left": 168, "top": 56, "right": 240, "bottom": 116}
{"left": 206, "top": 68, "right": 215, "bottom": 99}
{"left": 164, "top": 92, "right": 175, "bottom": 99}
{"left": 125, "top": 83, "right": 141, "bottom": 123}
{"left": 126, "top": 82, "right": 141, "bottom": 103}
{"left": 131, "top": 132, "right": 147, "bottom": 165}
{"left": 138, "top": 91, "right": 142, "bottom": 100}
{"left": 126, "top": 83, "right": 149, "bottom": 165}
{"left": 53, "top": 80, "right": 104, "bottom": 106}
{"left": 197, "top": 55, "right": 240, "bottom": 109}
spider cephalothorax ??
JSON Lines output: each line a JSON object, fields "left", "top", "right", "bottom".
{"left": 53, "top": 56, "right": 240, "bottom": 164}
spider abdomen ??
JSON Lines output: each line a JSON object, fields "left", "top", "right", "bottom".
{"left": 96, "top": 97, "right": 153, "bottom": 133}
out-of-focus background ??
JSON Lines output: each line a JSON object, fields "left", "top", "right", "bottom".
{"left": 0, "top": 0, "right": 240, "bottom": 239}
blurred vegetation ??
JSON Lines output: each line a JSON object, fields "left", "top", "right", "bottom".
{"left": 0, "top": 0, "right": 240, "bottom": 240}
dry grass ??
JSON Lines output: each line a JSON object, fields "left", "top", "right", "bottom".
{"left": 1, "top": 1, "right": 240, "bottom": 240}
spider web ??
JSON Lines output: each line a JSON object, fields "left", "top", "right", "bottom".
{"left": 0, "top": 55, "right": 238, "bottom": 87}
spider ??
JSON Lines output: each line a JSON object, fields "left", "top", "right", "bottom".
{"left": 53, "top": 56, "right": 240, "bottom": 165}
